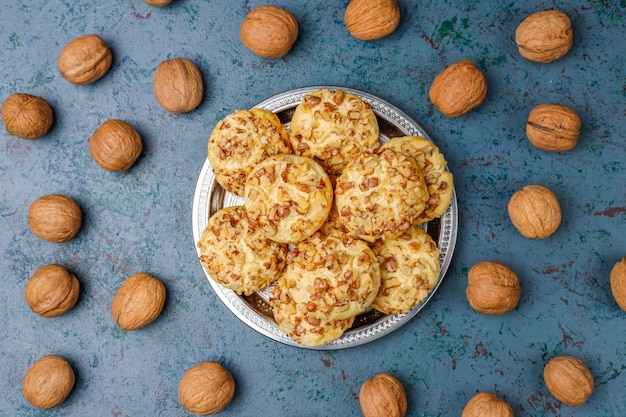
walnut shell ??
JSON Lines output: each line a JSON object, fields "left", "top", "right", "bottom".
{"left": 1, "top": 93, "right": 53, "bottom": 140}
{"left": 153, "top": 58, "right": 204, "bottom": 113}
{"left": 527, "top": 104, "right": 581, "bottom": 152}
{"left": 58, "top": 34, "right": 112, "bottom": 84}
{"left": 344, "top": 0, "right": 401, "bottom": 41}
{"left": 508, "top": 185, "right": 561, "bottom": 239}
{"left": 89, "top": 119, "right": 143, "bottom": 171}
{"left": 429, "top": 60, "right": 487, "bottom": 118}
{"left": 179, "top": 361, "right": 235, "bottom": 415}
{"left": 239, "top": 5, "right": 299, "bottom": 58}
{"left": 516, "top": 10, "right": 573, "bottom": 63}
{"left": 25, "top": 264, "right": 80, "bottom": 317}
{"left": 111, "top": 273, "right": 166, "bottom": 331}
{"left": 466, "top": 261, "right": 521, "bottom": 315}
{"left": 22, "top": 355, "right": 75, "bottom": 409}
{"left": 359, "top": 373, "right": 407, "bottom": 417}
{"left": 610, "top": 256, "right": 626, "bottom": 311}
{"left": 28, "top": 194, "right": 82, "bottom": 243}
{"left": 462, "top": 392, "right": 514, "bottom": 417}
{"left": 543, "top": 356, "right": 594, "bottom": 406}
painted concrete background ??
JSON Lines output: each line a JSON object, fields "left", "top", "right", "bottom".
{"left": 0, "top": 0, "right": 624, "bottom": 416}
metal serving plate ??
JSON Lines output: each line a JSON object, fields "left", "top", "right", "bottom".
{"left": 192, "top": 86, "right": 458, "bottom": 350}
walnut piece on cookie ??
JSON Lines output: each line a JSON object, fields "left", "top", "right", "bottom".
{"left": 289, "top": 88, "right": 380, "bottom": 176}
{"left": 371, "top": 225, "right": 441, "bottom": 314}
{"left": 381, "top": 136, "right": 454, "bottom": 223}
{"left": 197, "top": 206, "right": 287, "bottom": 295}
{"left": 273, "top": 232, "right": 381, "bottom": 321}
{"left": 334, "top": 149, "right": 429, "bottom": 242}
{"left": 244, "top": 154, "right": 333, "bottom": 244}
{"left": 208, "top": 108, "right": 292, "bottom": 196}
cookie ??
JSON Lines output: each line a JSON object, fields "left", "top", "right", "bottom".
{"left": 381, "top": 136, "right": 454, "bottom": 223}
{"left": 370, "top": 225, "right": 441, "bottom": 315}
{"left": 334, "top": 148, "right": 430, "bottom": 242}
{"left": 271, "top": 291, "right": 355, "bottom": 347}
{"left": 197, "top": 206, "right": 288, "bottom": 296}
{"left": 289, "top": 88, "right": 380, "bottom": 176}
{"left": 272, "top": 233, "right": 381, "bottom": 322}
{"left": 208, "top": 108, "right": 292, "bottom": 196}
{"left": 244, "top": 154, "right": 333, "bottom": 244}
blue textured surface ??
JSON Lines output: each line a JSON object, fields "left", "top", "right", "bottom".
{"left": 0, "top": 1, "right": 624, "bottom": 416}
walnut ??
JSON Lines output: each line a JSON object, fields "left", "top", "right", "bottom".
{"left": 344, "top": 0, "right": 401, "bottom": 41}
{"left": 2, "top": 93, "right": 53, "bottom": 140}
{"left": 516, "top": 10, "right": 573, "bottom": 63}
{"left": 429, "top": 60, "right": 487, "bottom": 117}
{"left": 25, "top": 264, "right": 80, "bottom": 317}
{"left": 462, "top": 392, "right": 514, "bottom": 417}
{"left": 466, "top": 261, "right": 521, "bottom": 315}
{"left": 111, "top": 272, "right": 166, "bottom": 331}
{"left": 58, "top": 34, "right": 112, "bottom": 84}
{"left": 527, "top": 104, "right": 581, "bottom": 152}
{"left": 610, "top": 257, "right": 626, "bottom": 312}
{"left": 508, "top": 185, "right": 561, "bottom": 239}
{"left": 359, "top": 373, "right": 408, "bottom": 417}
{"left": 179, "top": 361, "right": 235, "bottom": 415}
{"left": 22, "top": 355, "right": 75, "bottom": 409}
{"left": 28, "top": 194, "right": 82, "bottom": 243}
{"left": 153, "top": 58, "right": 204, "bottom": 113}
{"left": 543, "top": 356, "right": 594, "bottom": 406}
{"left": 89, "top": 119, "right": 143, "bottom": 171}
{"left": 239, "top": 5, "right": 299, "bottom": 58}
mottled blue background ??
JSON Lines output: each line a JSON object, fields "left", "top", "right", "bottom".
{"left": 0, "top": 1, "right": 624, "bottom": 416}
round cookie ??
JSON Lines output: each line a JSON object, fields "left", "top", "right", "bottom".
{"left": 271, "top": 291, "right": 355, "bottom": 347}
{"left": 289, "top": 88, "right": 380, "bottom": 176}
{"left": 244, "top": 154, "right": 333, "bottom": 244}
{"left": 381, "top": 136, "right": 454, "bottom": 223}
{"left": 371, "top": 225, "right": 441, "bottom": 315}
{"left": 273, "top": 233, "right": 381, "bottom": 322}
{"left": 334, "top": 149, "right": 430, "bottom": 242}
{"left": 208, "top": 108, "right": 292, "bottom": 196}
{"left": 197, "top": 206, "right": 288, "bottom": 295}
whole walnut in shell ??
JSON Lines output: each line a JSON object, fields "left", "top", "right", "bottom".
{"left": 359, "top": 373, "right": 407, "bottom": 417}
{"left": 345, "top": 0, "right": 401, "bottom": 41}
{"left": 543, "top": 355, "right": 594, "bottom": 406}
{"left": 89, "top": 119, "right": 143, "bottom": 171}
{"left": 610, "top": 257, "right": 626, "bottom": 311}
{"left": 25, "top": 264, "right": 80, "bottom": 317}
{"left": 527, "top": 103, "right": 581, "bottom": 152}
{"left": 2, "top": 93, "right": 53, "bottom": 139}
{"left": 466, "top": 261, "right": 521, "bottom": 315}
{"left": 429, "top": 60, "right": 487, "bottom": 117}
{"left": 240, "top": 5, "right": 299, "bottom": 58}
{"left": 111, "top": 272, "right": 166, "bottom": 331}
{"left": 22, "top": 355, "right": 75, "bottom": 409}
{"left": 153, "top": 58, "right": 204, "bottom": 113}
{"left": 462, "top": 392, "right": 514, "bottom": 417}
{"left": 508, "top": 185, "right": 561, "bottom": 239}
{"left": 58, "top": 34, "right": 112, "bottom": 84}
{"left": 179, "top": 361, "right": 235, "bottom": 415}
{"left": 28, "top": 194, "right": 82, "bottom": 243}
{"left": 516, "top": 10, "right": 573, "bottom": 63}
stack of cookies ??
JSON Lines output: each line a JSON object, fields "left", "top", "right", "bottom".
{"left": 197, "top": 88, "right": 454, "bottom": 347}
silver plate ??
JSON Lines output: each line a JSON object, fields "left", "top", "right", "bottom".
{"left": 192, "top": 86, "right": 458, "bottom": 350}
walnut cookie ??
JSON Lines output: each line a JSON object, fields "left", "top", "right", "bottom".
{"left": 371, "top": 225, "right": 441, "bottom": 315}
{"left": 208, "top": 108, "right": 292, "bottom": 196}
{"left": 334, "top": 148, "right": 429, "bottom": 242}
{"left": 244, "top": 154, "right": 333, "bottom": 244}
{"left": 381, "top": 136, "right": 454, "bottom": 223}
{"left": 289, "top": 88, "right": 380, "bottom": 176}
{"left": 197, "top": 206, "right": 288, "bottom": 296}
